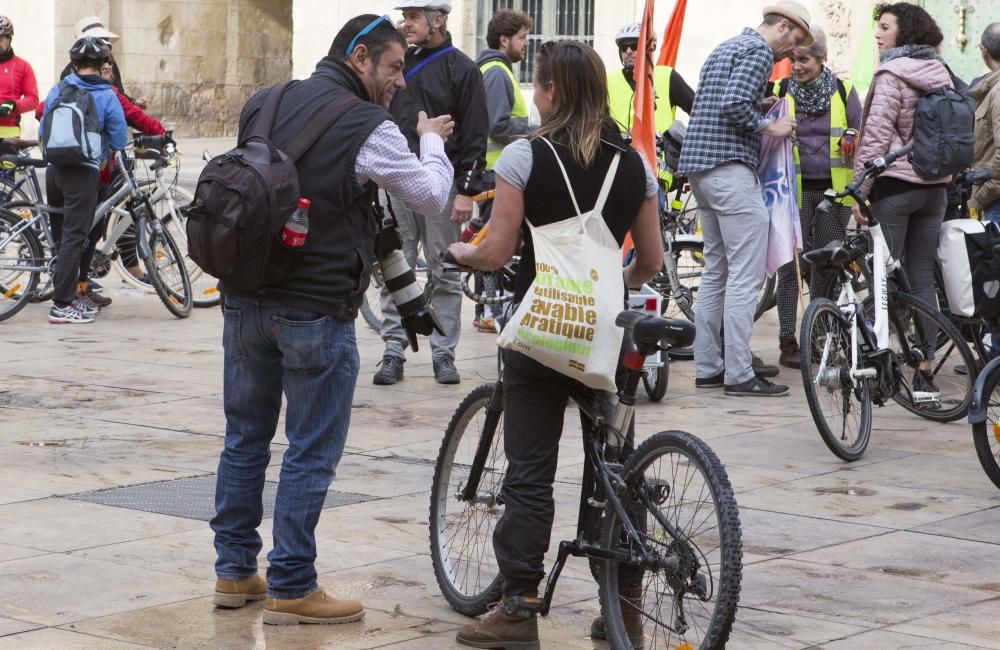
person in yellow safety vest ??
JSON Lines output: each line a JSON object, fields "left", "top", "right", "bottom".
{"left": 476, "top": 9, "right": 537, "bottom": 170}
{"left": 770, "top": 26, "right": 862, "bottom": 369}
{"left": 607, "top": 22, "right": 694, "bottom": 192}
{"left": 473, "top": 9, "right": 536, "bottom": 332}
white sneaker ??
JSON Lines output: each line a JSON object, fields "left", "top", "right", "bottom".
{"left": 49, "top": 302, "right": 95, "bottom": 324}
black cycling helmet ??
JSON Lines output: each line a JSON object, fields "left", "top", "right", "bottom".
{"left": 69, "top": 36, "right": 111, "bottom": 63}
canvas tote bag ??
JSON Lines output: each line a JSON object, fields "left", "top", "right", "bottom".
{"left": 497, "top": 138, "right": 625, "bottom": 391}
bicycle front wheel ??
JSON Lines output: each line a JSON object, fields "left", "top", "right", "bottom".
{"left": 429, "top": 383, "right": 507, "bottom": 615}
{"left": 0, "top": 208, "right": 43, "bottom": 321}
{"left": 642, "top": 351, "right": 669, "bottom": 402}
{"left": 655, "top": 240, "right": 702, "bottom": 322}
{"left": 141, "top": 217, "right": 193, "bottom": 318}
{"left": 800, "top": 298, "right": 872, "bottom": 461}
{"left": 973, "top": 365, "right": 1000, "bottom": 490}
{"left": 598, "top": 430, "right": 742, "bottom": 650}
{"left": 886, "top": 291, "right": 974, "bottom": 422}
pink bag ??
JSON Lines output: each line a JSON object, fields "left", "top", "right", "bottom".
{"left": 758, "top": 100, "right": 802, "bottom": 277}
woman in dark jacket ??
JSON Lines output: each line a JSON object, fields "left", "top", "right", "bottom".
{"left": 447, "top": 40, "right": 662, "bottom": 649}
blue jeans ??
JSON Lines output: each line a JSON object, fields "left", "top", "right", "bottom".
{"left": 211, "top": 295, "right": 360, "bottom": 598}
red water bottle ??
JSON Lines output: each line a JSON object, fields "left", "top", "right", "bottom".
{"left": 281, "top": 198, "right": 311, "bottom": 248}
{"left": 460, "top": 216, "right": 485, "bottom": 243}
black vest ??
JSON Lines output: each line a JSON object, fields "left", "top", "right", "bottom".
{"left": 228, "top": 59, "right": 390, "bottom": 317}
{"left": 515, "top": 134, "right": 647, "bottom": 302}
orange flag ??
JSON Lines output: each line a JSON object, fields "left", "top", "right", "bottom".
{"left": 657, "top": 0, "right": 687, "bottom": 68}
{"left": 624, "top": 0, "right": 657, "bottom": 257}
{"left": 770, "top": 57, "right": 791, "bottom": 82}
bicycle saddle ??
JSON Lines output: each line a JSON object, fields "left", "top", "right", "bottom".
{"left": 616, "top": 310, "right": 696, "bottom": 349}
{"left": 802, "top": 246, "right": 852, "bottom": 269}
{"left": 1, "top": 138, "right": 39, "bottom": 150}
{"left": 0, "top": 154, "right": 46, "bottom": 169}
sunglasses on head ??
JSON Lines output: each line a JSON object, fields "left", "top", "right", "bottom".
{"left": 346, "top": 15, "right": 392, "bottom": 56}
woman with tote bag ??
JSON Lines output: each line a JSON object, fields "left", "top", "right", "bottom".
{"left": 446, "top": 39, "right": 662, "bottom": 648}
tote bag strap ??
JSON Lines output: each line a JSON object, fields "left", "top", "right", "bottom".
{"left": 592, "top": 152, "right": 621, "bottom": 216}
{"left": 539, "top": 137, "right": 583, "bottom": 217}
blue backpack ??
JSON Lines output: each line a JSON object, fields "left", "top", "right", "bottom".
{"left": 41, "top": 82, "right": 102, "bottom": 166}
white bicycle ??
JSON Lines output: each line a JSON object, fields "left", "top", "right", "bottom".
{"left": 799, "top": 143, "right": 975, "bottom": 461}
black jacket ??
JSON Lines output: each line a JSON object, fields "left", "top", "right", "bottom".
{"left": 389, "top": 35, "right": 488, "bottom": 196}
{"left": 225, "top": 58, "right": 390, "bottom": 316}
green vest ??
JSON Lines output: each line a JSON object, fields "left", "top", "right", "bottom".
{"left": 774, "top": 78, "right": 855, "bottom": 207}
{"left": 480, "top": 59, "right": 529, "bottom": 169}
{"left": 608, "top": 66, "right": 676, "bottom": 183}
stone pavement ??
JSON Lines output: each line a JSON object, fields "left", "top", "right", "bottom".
{"left": 1, "top": 139, "right": 999, "bottom": 648}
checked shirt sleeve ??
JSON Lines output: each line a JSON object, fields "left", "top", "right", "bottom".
{"left": 720, "top": 45, "right": 772, "bottom": 133}
{"left": 356, "top": 120, "right": 455, "bottom": 216}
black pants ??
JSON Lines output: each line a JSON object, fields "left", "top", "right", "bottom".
{"left": 47, "top": 165, "right": 99, "bottom": 307}
{"left": 494, "top": 348, "right": 642, "bottom": 597}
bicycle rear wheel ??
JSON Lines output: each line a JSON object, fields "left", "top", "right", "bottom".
{"left": 885, "top": 291, "right": 974, "bottom": 422}
{"left": 140, "top": 215, "right": 193, "bottom": 318}
{"left": 973, "top": 365, "right": 1000, "bottom": 490}
{"left": 598, "top": 430, "right": 742, "bottom": 650}
{"left": 429, "top": 383, "right": 506, "bottom": 615}
{"left": 0, "top": 208, "right": 42, "bottom": 321}
{"left": 800, "top": 298, "right": 872, "bottom": 461}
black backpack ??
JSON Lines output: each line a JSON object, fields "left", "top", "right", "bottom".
{"left": 40, "top": 82, "right": 102, "bottom": 166}
{"left": 910, "top": 85, "right": 975, "bottom": 179}
{"left": 184, "top": 82, "right": 361, "bottom": 292}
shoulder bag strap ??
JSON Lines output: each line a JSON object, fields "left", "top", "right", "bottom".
{"left": 592, "top": 152, "right": 622, "bottom": 215}
{"left": 539, "top": 137, "right": 583, "bottom": 217}
{"left": 283, "top": 93, "right": 365, "bottom": 162}
{"left": 404, "top": 46, "right": 457, "bottom": 82}
{"left": 836, "top": 78, "right": 848, "bottom": 108}
{"left": 248, "top": 81, "right": 295, "bottom": 142}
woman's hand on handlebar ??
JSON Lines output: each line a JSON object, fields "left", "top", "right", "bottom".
{"left": 851, "top": 202, "right": 868, "bottom": 227}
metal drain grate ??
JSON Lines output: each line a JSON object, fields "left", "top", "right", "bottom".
{"left": 68, "top": 475, "right": 376, "bottom": 521}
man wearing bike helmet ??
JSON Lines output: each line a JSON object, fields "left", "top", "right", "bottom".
{"left": 373, "top": 0, "right": 488, "bottom": 386}
{"left": 40, "top": 36, "right": 126, "bottom": 324}
{"left": 0, "top": 16, "right": 39, "bottom": 144}
{"left": 59, "top": 16, "right": 148, "bottom": 109}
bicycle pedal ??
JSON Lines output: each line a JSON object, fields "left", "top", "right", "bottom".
{"left": 912, "top": 391, "right": 941, "bottom": 404}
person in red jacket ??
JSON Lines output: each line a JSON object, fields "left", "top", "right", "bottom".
{"left": 0, "top": 16, "right": 39, "bottom": 144}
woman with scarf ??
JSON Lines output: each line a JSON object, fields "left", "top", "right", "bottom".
{"left": 853, "top": 3, "right": 953, "bottom": 392}
{"left": 772, "top": 26, "right": 862, "bottom": 369}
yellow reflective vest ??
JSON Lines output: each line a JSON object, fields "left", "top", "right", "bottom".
{"left": 774, "top": 78, "right": 855, "bottom": 207}
{"left": 480, "top": 59, "right": 529, "bottom": 170}
{"left": 608, "top": 66, "right": 675, "bottom": 185}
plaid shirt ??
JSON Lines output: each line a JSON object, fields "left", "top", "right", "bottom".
{"left": 678, "top": 28, "right": 774, "bottom": 174}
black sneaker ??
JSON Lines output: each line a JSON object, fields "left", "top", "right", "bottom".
{"left": 725, "top": 375, "right": 790, "bottom": 397}
{"left": 373, "top": 355, "right": 404, "bottom": 385}
{"left": 752, "top": 353, "right": 779, "bottom": 378}
{"left": 695, "top": 371, "right": 725, "bottom": 388}
{"left": 433, "top": 357, "right": 460, "bottom": 385}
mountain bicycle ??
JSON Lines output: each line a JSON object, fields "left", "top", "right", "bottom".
{"left": 971, "top": 352, "right": 1000, "bottom": 490}
{"left": 429, "top": 310, "right": 742, "bottom": 649}
{"left": 0, "top": 145, "right": 193, "bottom": 320}
{"left": 799, "top": 143, "right": 975, "bottom": 461}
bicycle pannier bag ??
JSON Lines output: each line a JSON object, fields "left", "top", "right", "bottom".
{"left": 184, "top": 83, "right": 360, "bottom": 292}
{"left": 496, "top": 139, "right": 624, "bottom": 392}
{"left": 910, "top": 86, "right": 975, "bottom": 179}
{"left": 937, "top": 220, "right": 1000, "bottom": 318}
{"left": 40, "top": 82, "right": 102, "bottom": 166}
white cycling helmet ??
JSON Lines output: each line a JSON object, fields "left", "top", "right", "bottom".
{"left": 615, "top": 23, "right": 642, "bottom": 46}
{"left": 394, "top": 1, "right": 451, "bottom": 12}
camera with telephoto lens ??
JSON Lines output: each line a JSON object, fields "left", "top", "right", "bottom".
{"left": 373, "top": 195, "right": 443, "bottom": 352}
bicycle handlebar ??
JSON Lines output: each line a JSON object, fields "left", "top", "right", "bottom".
{"left": 833, "top": 142, "right": 914, "bottom": 201}
{"left": 0, "top": 154, "right": 46, "bottom": 169}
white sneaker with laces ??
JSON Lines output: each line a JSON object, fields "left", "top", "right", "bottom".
{"left": 49, "top": 302, "right": 95, "bottom": 324}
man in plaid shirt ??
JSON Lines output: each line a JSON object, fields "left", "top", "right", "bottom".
{"left": 679, "top": 1, "right": 811, "bottom": 398}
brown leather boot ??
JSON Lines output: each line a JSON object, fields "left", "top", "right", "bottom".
{"left": 263, "top": 587, "right": 364, "bottom": 625}
{"left": 214, "top": 574, "right": 267, "bottom": 608}
{"left": 456, "top": 595, "right": 542, "bottom": 649}
{"left": 779, "top": 336, "right": 801, "bottom": 369}
{"left": 590, "top": 586, "right": 644, "bottom": 647}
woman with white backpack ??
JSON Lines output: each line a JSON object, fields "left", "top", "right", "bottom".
{"left": 446, "top": 40, "right": 662, "bottom": 648}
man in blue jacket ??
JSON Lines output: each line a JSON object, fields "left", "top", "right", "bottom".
{"left": 40, "top": 36, "right": 126, "bottom": 324}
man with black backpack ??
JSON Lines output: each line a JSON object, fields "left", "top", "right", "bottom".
{"left": 206, "top": 15, "right": 454, "bottom": 626}
{"left": 39, "top": 36, "right": 126, "bottom": 324}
